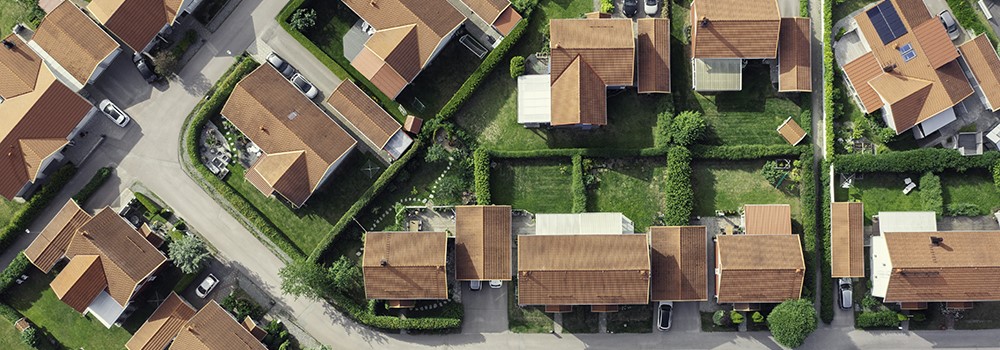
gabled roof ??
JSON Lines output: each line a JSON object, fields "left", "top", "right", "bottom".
{"left": 551, "top": 56, "right": 607, "bottom": 126}
{"left": 958, "top": 34, "right": 1000, "bottom": 111}
{"left": 362, "top": 231, "right": 449, "bottom": 300}
{"left": 882, "top": 231, "right": 1000, "bottom": 302}
{"left": 327, "top": 80, "right": 402, "bottom": 149}
{"left": 637, "top": 18, "right": 671, "bottom": 94}
{"left": 690, "top": 0, "right": 780, "bottom": 58}
{"left": 126, "top": 292, "right": 196, "bottom": 350}
{"left": 455, "top": 206, "right": 512, "bottom": 281}
{"left": 715, "top": 234, "right": 805, "bottom": 303}
{"left": 222, "top": 65, "right": 356, "bottom": 207}
{"left": 168, "top": 301, "right": 267, "bottom": 350}
{"left": 51, "top": 254, "right": 106, "bottom": 312}
{"left": 24, "top": 200, "right": 92, "bottom": 272}
{"left": 517, "top": 234, "right": 650, "bottom": 306}
{"left": 87, "top": 0, "right": 184, "bottom": 51}
{"left": 461, "top": 0, "right": 521, "bottom": 36}
{"left": 744, "top": 204, "right": 792, "bottom": 235}
{"left": 33, "top": 1, "right": 120, "bottom": 86}
{"left": 778, "top": 18, "right": 812, "bottom": 92}
{"left": 842, "top": 52, "right": 885, "bottom": 112}
{"left": 550, "top": 19, "right": 635, "bottom": 87}
{"left": 777, "top": 117, "right": 807, "bottom": 145}
{"left": 912, "top": 19, "right": 959, "bottom": 69}
{"left": 831, "top": 202, "right": 865, "bottom": 278}
{"left": 0, "top": 35, "right": 42, "bottom": 98}
{"left": 650, "top": 227, "right": 708, "bottom": 301}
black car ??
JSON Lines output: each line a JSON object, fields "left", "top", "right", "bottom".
{"left": 133, "top": 52, "right": 160, "bottom": 83}
{"left": 623, "top": 0, "right": 638, "bottom": 17}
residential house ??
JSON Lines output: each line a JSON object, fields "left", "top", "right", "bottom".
{"left": 460, "top": 0, "right": 522, "bottom": 38}
{"left": 831, "top": 202, "right": 865, "bottom": 278}
{"left": 714, "top": 234, "right": 805, "bottom": 308}
{"left": 957, "top": 34, "right": 1000, "bottom": 112}
{"left": 326, "top": 80, "right": 413, "bottom": 161}
{"left": 839, "top": 0, "right": 974, "bottom": 138}
{"left": 742, "top": 204, "right": 792, "bottom": 235}
{"left": 362, "top": 231, "right": 449, "bottom": 308}
{"left": 86, "top": 0, "right": 201, "bottom": 52}
{"left": 0, "top": 35, "right": 98, "bottom": 200}
{"left": 689, "top": 0, "right": 811, "bottom": 92}
{"left": 455, "top": 205, "right": 512, "bottom": 282}
{"left": 25, "top": 1, "right": 122, "bottom": 91}
{"left": 534, "top": 212, "right": 635, "bottom": 234}
{"left": 649, "top": 226, "right": 708, "bottom": 302}
{"left": 24, "top": 200, "right": 168, "bottom": 327}
{"left": 221, "top": 65, "right": 357, "bottom": 208}
{"left": 128, "top": 294, "right": 267, "bottom": 350}
{"left": 125, "top": 292, "right": 196, "bottom": 350}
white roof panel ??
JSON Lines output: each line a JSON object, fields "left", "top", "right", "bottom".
{"left": 517, "top": 74, "right": 551, "bottom": 124}
{"left": 535, "top": 213, "right": 634, "bottom": 235}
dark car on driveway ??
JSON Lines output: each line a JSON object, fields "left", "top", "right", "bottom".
{"left": 623, "top": 0, "right": 638, "bottom": 17}
{"left": 133, "top": 52, "right": 160, "bottom": 83}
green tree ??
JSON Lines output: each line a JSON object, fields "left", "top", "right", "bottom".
{"left": 669, "top": 111, "right": 707, "bottom": 146}
{"left": 168, "top": 235, "right": 210, "bottom": 274}
{"left": 767, "top": 299, "right": 817, "bottom": 348}
{"left": 329, "top": 256, "right": 363, "bottom": 295}
{"left": 150, "top": 51, "right": 177, "bottom": 78}
{"left": 509, "top": 56, "right": 525, "bottom": 78}
{"left": 279, "top": 259, "right": 333, "bottom": 300}
{"left": 425, "top": 143, "right": 451, "bottom": 163}
{"left": 290, "top": 8, "right": 317, "bottom": 31}
{"left": 654, "top": 111, "right": 672, "bottom": 149}
{"left": 435, "top": 173, "right": 469, "bottom": 204}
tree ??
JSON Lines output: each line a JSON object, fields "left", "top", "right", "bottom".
{"left": 767, "top": 299, "right": 817, "bottom": 348}
{"left": 669, "top": 111, "right": 707, "bottom": 146}
{"left": 329, "top": 256, "right": 363, "bottom": 295}
{"left": 760, "top": 160, "right": 786, "bottom": 187}
{"left": 168, "top": 235, "right": 209, "bottom": 274}
{"left": 509, "top": 56, "right": 525, "bottom": 78}
{"left": 290, "top": 8, "right": 317, "bottom": 31}
{"left": 435, "top": 173, "right": 469, "bottom": 204}
{"left": 425, "top": 143, "right": 451, "bottom": 163}
{"left": 279, "top": 259, "right": 333, "bottom": 300}
{"left": 151, "top": 51, "right": 177, "bottom": 78}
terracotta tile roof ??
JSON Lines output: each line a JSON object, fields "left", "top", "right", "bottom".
{"left": 842, "top": 52, "right": 885, "bottom": 113}
{"left": 126, "top": 292, "right": 196, "bottom": 350}
{"left": 959, "top": 35, "right": 1000, "bottom": 111}
{"left": 366, "top": 25, "right": 421, "bottom": 81}
{"left": 25, "top": 200, "right": 92, "bottom": 272}
{"left": 403, "top": 115, "right": 422, "bottom": 134}
{"left": 362, "top": 231, "right": 449, "bottom": 300}
{"left": 883, "top": 231, "right": 1000, "bottom": 302}
{"left": 743, "top": 204, "right": 792, "bottom": 235}
{"left": 222, "top": 65, "right": 356, "bottom": 207}
{"left": 550, "top": 56, "right": 607, "bottom": 126}
{"left": 831, "top": 202, "right": 865, "bottom": 278}
{"left": 517, "top": 234, "right": 650, "bottom": 306}
{"left": 455, "top": 205, "right": 512, "bottom": 281}
{"left": 328, "top": 80, "right": 402, "bottom": 149}
{"left": 33, "top": 1, "right": 119, "bottom": 85}
{"left": 777, "top": 117, "right": 807, "bottom": 145}
{"left": 168, "top": 301, "right": 267, "bottom": 350}
{"left": 550, "top": 19, "right": 635, "bottom": 87}
{"left": 64, "top": 207, "right": 167, "bottom": 307}
{"left": 585, "top": 12, "right": 612, "bottom": 19}
{"left": 849, "top": 0, "right": 972, "bottom": 133}
{"left": 0, "top": 35, "right": 42, "bottom": 98}
{"left": 715, "top": 234, "right": 805, "bottom": 303}
{"left": 649, "top": 227, "right": 708, "bottom": 301}
{"left": 462, "top": 0, "right": 509, "bottom": 28}
{"left": 778, "top": 18, "right": 811, "bottom": 92}
{"left": 88, "top": 0, "right": 184, "bottom": 51}
{"left": 492, "top": 5, "right": 521, "bottom": 36}
{"left": 637, "top": 18, "right": 671, "bottom": 94}
{"left": 690, "top": 0, "right": 780, "bottom": 58}
{"left": 242, "top": 316, "right": 267, "bottom": 340}
{"left": 140, "top": 223, "right": 165, "bottom": 248}
{"left": 50, "top": 254, "right": 106, "bottom": 312}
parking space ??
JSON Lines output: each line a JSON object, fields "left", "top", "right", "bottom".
{"left": 460, "top": 281, "right": 509, "bottom": 333}
{"left": 612, "top": 0, "right": 665, "bottom": 19}
{"left": 666, "top": 302, "right": 701, "bottom": 332}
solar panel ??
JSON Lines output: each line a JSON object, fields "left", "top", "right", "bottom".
{"left": 867, "top": 1, "right": 908, "bottom": 45}
{"left": 879, "top": 2, "right": 907, "bottom": 38}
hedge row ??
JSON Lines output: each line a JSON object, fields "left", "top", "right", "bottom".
{"left": 473, "top": 148, "right": 491, "bottom": 205}
{"left": 571, "top": 155, "right": 586, "bottom": 213}
{"left": 664, "top": 147, "right": 693, "bottom": 226}
{"left": 798, "top": 152, "right": 817, "bottom": 303}
{"left": 834, "top": 148, "right": 1000, "bottom": 173}
{"left": 72, "top": 167, "right": 112, "bottom": 205}
{"left": 689, "top": 144, "right": 806, "bottom": 160}
{"left": 134, "top": 192, "right": 162, "bottom": 213}
{"left": 820, "top": 159, "right": 834, "bottom": 325}
{"left": 324, "top": 290, "right": 462, "bottom": 330}
{"left": 0, "top": 253, "right": 30, "bottom": 295}
{"left": 0, "top": 163, "right": 77, "bottom": 253}
{"left": 856, "top": 310, "right": 900, "bottom": 329}
{"left": 490, "top": 147, "right": 666, "bottom": 159}
{"left": 823, "top": 0, "right": 835, "bottom": 159}
{"left": 309, "top": 141, "right": 422, "bottom": 262}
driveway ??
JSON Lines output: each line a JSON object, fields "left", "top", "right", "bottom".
{"left": 460, "top": 282, "right": 508, "bottom": 333}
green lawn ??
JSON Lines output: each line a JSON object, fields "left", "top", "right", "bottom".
{"left": 833, "top": 0, "right": 870, "bottom": 22}
{"left": 0, "top": 0, "right": 43, "bottom": 35}
{"left": 691, "top": 160, "right": 801, "bottom": 221}
{"left": 3, "top": 270, "right": 131, "bottom": 350}
{"left": 507, "top": 282, "right": 554, "bottom": 333}
{"left": 0, "top": 197, "right": 25, "bottom": 229}
{"left": 0, "top": 320, "right": 37, "bottom": 350}
{"left": 560, "top": 307, "right": 599, "bottom": 333}
{"left": 588, "top": 158, "right": 667, "bottom": 232}
{"left": 491, "top": 159, "right": 574, "bottom": 213}
{"left": 606, "top": 304, "right": 653, "bottom": 333}
{"left": 396, "top": 40, "right": 481, "bottom": 118}
{"left": 940, "top": 169, "right": 1000, "bottom": 215}
{"left": 842, "top": 173, "right": 923, "bottom": 223}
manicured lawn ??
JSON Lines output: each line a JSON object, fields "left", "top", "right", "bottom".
{"left": 843, "top": 173, "right": 923, "bottom": 223}
{"left": 491, "top": 159, "right": 574, "bottom": 213}
{"left": 833, "top": 0, "right": 870, "bottom": 21}
{"left": 0, "top": 0, "right": 42, "bottom": 35}
{"left": 561, "top": 306, "right": 599, "bottom": 333}
{"left": 691, "top": 160, "right": 801, "bottom": 221}
{"left": 507, "top": 282, "right": 553, "bottom": 333}
{"left": 588, "top": 158, "right": 667, "bottom": 232}
{"left": 606, "top": 304, "right": 652, "bottom": 333}
{"left": 0, "top": 197, "right": 25, "bottom": 229}
{"left": 955, "top": 302, "right": 1000, "bottom": 329}
{"left": 0, "top": 320, "right": 37, "bottom": 350}
{"left": 940, "top": 169, "right": 1000, "bottom": 215}
{"left": 396, "top": 39, "right": 481, "bottom": 118}
{"left": 3, "top": 270, "right": 131, "bottom": 350}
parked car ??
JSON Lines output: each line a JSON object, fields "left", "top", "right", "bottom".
{"left": 657, "top": 301, "right": 673, "bottom": 331}
{"left": 623, "top": 0, "right": 638, "bottom": 17}
{"left": 489, "top": 280, "right": 502, "bottom": 289}
{"left": 644, "top": 0, "right": 658, "bottom": 16}
{"left": 290, "top": 73, "right": 319, "bottom": 100}
{"left": 469, "top": 280, "right": 482, "bottom": 291}
{"left": 98, "top": 99, "right": 131, "bottom": 127}
{"left": 196, "top": 274, "right": 220, "bottom": 298}
{"left": 938, "top": 10, "right": 960, "bottom": 41}
{"left": 266, "top": 52, "right": 296, "bottom": 78}
{"left": 839, "top": 278, "right": 853, "bottom": 310}
{"left": 132, "top": 52, "right": 160, "bottom": 83}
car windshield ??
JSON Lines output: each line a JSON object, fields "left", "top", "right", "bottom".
{"left": 625, "top": 0, "right": 636, "bottom": 4}
{"left": 293, "top": 78, "right": 310, "bottom": 91}
{"left": 646, "top": 0, "right": 655, "bottom": 4}
{"left": 104, "top": 106, "right": 121, "bottom": 119}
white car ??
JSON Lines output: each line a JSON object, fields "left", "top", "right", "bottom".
{"left": 266, "top": 52, "right": 296, "bottom": 78}
{"left": 469, "top": 280, "right": 482, "bottom": 291}
{"left": 644, "top": 0, "right": 658, "bottom": 16}
{"left": 489, "top": 280, "right": 502, "bottom": 289}
{"left": 98, "top": 99, "right": 130, "bottom": 127}
{"left": 290, "top": 73, "right": 319, "bottom": 100}
{"left": 196, "top": 274, "right": 219, "bottom": 298}
{"left": 839, "top": 278, "right": 853, "bottom": 309}
{"left": 657, "top": 301, "right": 673, "bottom": 331}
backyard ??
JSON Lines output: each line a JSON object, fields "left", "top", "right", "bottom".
{"left": 833, "top": 170, "right": 1000, "bottom": 222}
{"left": 940, "top": 169, "right": 1000, "bottom": 215}
{"left": 396, "top": 39, "right": 482, "bottom": 118}
{"left": 691, "top": 160, "right": 802, "bottom": 220}
{"left": 507, "top": 283, "right": 553, "bottom": 333}
{"left": 491, "top": 158, "right": 574, "bottom": 214}
{"left": 0, "top": 0, "right": 43, "bottom": 35}
{"left": 588, "top": 158, "right": 668, "bottom": 232}
{"left": 0, "top": 197, "right": 25, "bottom": 228}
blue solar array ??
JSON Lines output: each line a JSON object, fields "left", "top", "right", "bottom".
{"left": 867, "top": 1, "right": 908, "bottom": 45}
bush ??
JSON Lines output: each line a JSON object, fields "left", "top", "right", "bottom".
{"left": 689, "top": 144, "right": 806, "bottom": 160}
{"left": 151, "top": 50, "right": 178, "bottom": 77}
{"left": 730, "top": 310, "right": 745, "bottom": 324}
{"left": 72, "top": 167, "right": 113, "bottom": 204}
{"left": 946, "top": 203, "right": 986, "bottom": 216}
{"left": 424, "top": 143, "right": 450, "bottom": 163}
{"left": 134, "top": 192, "right": 163, "bottom": 213}
{"left": 712, "top": 310, "right": 730, "bottom": 326}
{"left": 664, "top": 147, "right": 693, "bottom": 226}
{"left": 510, "top": 0, "right": 538, "bottom": 15}
{"left": 221, "top": 290, "right": 265, "bottom": 321}
{"left": 600, "top": 0, "right": 613, "bottom": 13}
{"left": 289, "top": 8, "right": 316, "bottom": 31}
{"left": 168, "top": 235, "right": 210, "bottom": 274}
{"left": 654, "top": 111, "right": 672, "bottom": 149}
{"left": 761, "top": 160, "right": 786, "bottom": 187}
{"left": 834, "top": 148, "right": 1000, "bottom": 173}
{"left": 473, "top": 148, "right": 491, "bottom": 204}
{"left": 0, "top": 253, "right": 31, "bottom": 294}
{"left": 571, "top": 155, "right": 586, "bottom": 213}
{"left": 752, "top": 311, "right": 765, "bottom": 323}
{"left": 20, "top": 325, "right": 38, "bottom": 347}
{"left": 767, "top": 299, "right": 817, "bottom": 348}
{"left": 919, "top": 172, "right": 943, "bottom": 217}
{"left": 861, "top": 295, "right": 880, "bottom": 311}
{"left": 993, "top": 162, "right": 1000, "bottom": 188}
{"left": 0, "top": 163, "right": 76, "bottom": 252}
{"left": 669, "top": 111, "right": 707, "bottom": 147}
{"left": 489, "top": 147, "right": 665, "bottom": 159}
{"left": 0, "top": 303, "right": 21, "bottom": 322}
{"left": 509, "top": 56, "right": 525, "bottom": 78}
{"left": 856, "top": 310, "right": 900, "bottom": 329}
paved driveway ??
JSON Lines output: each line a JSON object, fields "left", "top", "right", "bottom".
{"left": 461, "top": 282, "right": 509, "bottom": 333}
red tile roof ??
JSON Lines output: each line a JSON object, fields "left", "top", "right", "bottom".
{"left": 958, "top": 35, "right": 1000, "bottom": 111}
{"left": 744, "top": 204, "right": 792, "bottom": 235}
{"left": 362, "top": 232, "right": 449, "bottom": 300}
{"left": 882, "top": 231, "right": 1000, "bottom": 303}
{"left": 650, "top": 227, "right": 708, "bottom": 301}
{"left": 690, "top": 0, "right": 780, "bottom": 58}
{"left": 778, "top": 18, "right": 812, "bottom": 92}
{"left": 87, "top": 0, "right": 184, "bottom": 51}
{"left": 831, "top": 202, "right": 865, "bottom": 278}
{"left": 637, "top": 18, "right": 672, "bottom": 94}
{"left": 455, "top": 206, "right": 512, "bottom": 281}
{"left": 715, "top": 234, "right": 805, "bottom": 303}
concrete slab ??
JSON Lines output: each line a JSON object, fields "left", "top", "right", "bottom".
{"left": 461, "top": 284, "right": 509, "bottom": 333}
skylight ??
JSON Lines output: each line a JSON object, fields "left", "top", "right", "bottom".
{"left": 899, "top": 43, "right": 916, "bottom": 62}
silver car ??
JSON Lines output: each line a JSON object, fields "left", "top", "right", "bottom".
{"left": 290, "top": 73, "right": 319, "bottom": 100}
{"left": 266, "top": 52, "right": 296, "bottom": 78}
{"left": 98, "top": 99, "right": 130, "bottom": 127}
{"left": 644, "top": 0, "right": 658, "bottom": 16}
{"left": 196, "top": 274, "right": 219, "bottom": 298}
{"left": 839, "top": 278, "right": 853, "bottom": 309}
{"left": 938, "top": 10, "right": 960, "bottom": 41}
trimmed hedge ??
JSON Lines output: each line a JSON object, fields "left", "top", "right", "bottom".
{"left": 834, "top": 148, "right": 1000, "bottom": 173}
{"left": 72, "top": 167, "right": 112, "bottom": 205}
{"left": 820, "top": 159, "right": 834, "bottom": 324}
{"left": 799, "top": 152, "right": 817, "bottom": 302}
{"left": 0, "top": 253, "right": 30, "bottom": 294}
{"left": 490, "top": 147, "right": 666, "bottom": 159}
{"left": 993, "top": 161, "right": 1000, "bottom": 188}
{"left": 473, "top": 148, "right": 491, "bottom": 205}
{"left": 768, "top": 299, "right": 817, "bottom": 348}
{"left": 664, "top": 147, "right": 693, "bottom": 226}
{"left": 856, "top": 310, "right": 900, "bottom": 329}
{"left": 654, "top": 111, "right": 672, "bottom": 149}
{"left": 571, "top": 155, "right": 586, "bottom": 213}
{"left": 689, "top": 144, "right": 806, "bottom": 160}
{"left": 0, "top": 163, "right": 77, "bottom": 253}
{"left": 325, "top": 291, "right": 462, "bottom": 330}
{"left": 824, "top": 0, "right": 835, "bottom": 159}
{"left": 134, "top": 192, "right": 163, "bottom": 213}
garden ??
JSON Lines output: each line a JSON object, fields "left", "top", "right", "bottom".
{"left": 587, "top": 158, "right": 668, "bottom": 232}
{"left": 0, "top": 198, "right": 25, "bottom": 229}
{"left": 691, "top": 160, "right": 802, "bottom": 220}
{"left": 0, "top": 0, "right": 43, "bottom": 36}
{"left": 490, "top": 158, "right": 575, "bottom": 214}
{"left": 835, "top": 170, "right": 1000, "bottom": 221}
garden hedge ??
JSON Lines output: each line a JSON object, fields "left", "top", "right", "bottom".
{"left": 490, "top": 147, "right": 666, "bottom": 159}
{"left": 824, "top": 0, "right": 835, "bottom": 159}
{"left": 664, "top": 147, "right": 693, "bottom": 226}
{"left": 0, "top": 163, "right": 76, "bottom": 253}
{"left": 0, "top": 253, "right": 30, "bottom": 295}
{"left": 689, "top": 144, "right": 806, "bottom": 160}
{"left": 834, "top": 148, "right": 1000, "bottom": 173}
{"left": 72, "top": 167, "right": 112, "bottom": 205}
{"left": 798, "top": 152, "right": 817, "bottom": 302}
{"left": 571, "top": 155, "right": 586, "bottom": 213}
{"left": 134, "top": 192, "right": 163, "bottom": 213}
{"left": 856, "top": 310, "right": 900, "bottom": 328}
{"left": 473, "top": 148, "right": 491, "bottom": 205}
{"left": 820, "top": 159, "right": 834, "bottom": 324}
{"left": 323, "top": 290, "right": 462, "bottom": 330}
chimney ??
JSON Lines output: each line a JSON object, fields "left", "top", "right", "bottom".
{"left": 700, "top": 17, "right": 710, "bottom": 28}
{"left": 379, "top": 259, "right": 387, "bottom": 266}
{"left": 259, "top": 126, "right": 267, "bottom": 133}
{"left": 370, "top": 0, "right": 376, "bottom": 7}
{"left": 2, "top": 40, "right": 13, "bottom": 50}
{"left": 931, "top": 236, "right": 943, "bottom": 246}
{"left": 882, "top": 63, "right": 896, "bottom": 73}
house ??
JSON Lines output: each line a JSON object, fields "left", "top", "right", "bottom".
{"left": 128, "top": 294, "right": 267, "bottom": 350}
{"left": 957, "top": 34, "right": 1000, "bottom": 112}
{"left": 839, "top": 0, "right": 973, "bottom": 138}
{"left": 689, "top": 0, "right": 811, "bottom": 92}
{"left": 831, "top": 202, "right": 865, "bottom": 278}
{"left": 742, "top": 204, "right": 792, "bottom": 235}
{"left": 24, "top": 200, "right": 168, "bottom": 327}
{"left": 362, "top": 231, "right": 449, "bottom": 308}
{"left": 25, "top": 1, "right": 122, "bottom": 91}
{"left": 342, "top": 0, "right": 468, "bottom": 99}
{"left": 714, "top": 234, "right": 805, "bottom": 306}
{"left": 86, "top": 0, "right": 201, "bottom": 52}
{"left": 534, "top": 212, "right": 634, "bottom": 234}
{"left": 221, "top": 65, "right": 357, "bottom": 208}
{"left": 326, "top": 80, "right": 413, "bottom": 161}
{"left": 455, "top": 205, "right": 512, "bottom": 282}
{"left": 637, "top": 18, "right": 672, "bottom": 94}
{"left": 517, "top": 234, "right": 650, "bottom": 312}
{"left": 0, "top": 35, "right": 98, "bottom": 201}
{"left": 460, "top": 0, "right": 522, "bottom": 38}
{"left": 649, "top": 226, "right": 708, "bottom": 302}
{"left": 125, "top": 292, "right": 196, "bottom": 350}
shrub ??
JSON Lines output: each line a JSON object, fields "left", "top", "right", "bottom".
{"left": 473, "top": 148, "right": 491, "bottom": 204}
{"left": 221, "top": 290, "right": 265, "bottom": 321}
{"left": 919, "top": 172, "right": 943, "bottom": 217}
{"left": 654, "top": 111, "right": 672, "bottom": 149}
{"left": 664, "top": 147, "right": 693, "bottom": 226}
{"left": 856, "top": 310, "right": 900, "bottom": 329}
{"left": 768, "top": 299, "right": 817, "bottom": 348}
{"left": 510, "top": 0, "right": 538, "bottom": 15}
{"left": 280, "top": 259, "right": 334, "bottom": 300}
{"left": 669, "top": 111, "right": 707, "bottom": 146}
{"left": 600, "top": 0, "right": 614, "bottom": 13}
{"left": 0, "top": 163, "right": 76, "bottom": 252}
{"left": 689, "top": 144, "right": 806, "bottom": 160}
{"left": 752, "top": 311, "right": 765, "bottom": 323}
{"left": 134, "top": 192, "right": 163, "bottom": 213}
{"left": 861, "top": 295, "right": 881, "bottom": 311}
{"left": 20, "top": 325, "right": 38, "bottom": 347}
{"left": 761, "top": 160, "right": 786, "bottom": 187}
{"left": 424, "top": 143, "right": 450, "bottom": 163}
{"left": 0, "top": 253, "right": 31, "bottom": 294}
{"left": 946, "top": 203, "right": 986, "bottom": 216}
{"left": 289, "top": 8, "right": 316, "bottom": 31}
{"left": 571, "top": 155, "right": 586, "bottom": 213}
{"left": 435, "top": 172, "right": 468, "bottom": 204}
{"left": 168, "top": 235, "right": 210, "bottom": 274}
{"left": 730, "top": 310, "right": 745, "bottom": 324}
{"left": 73, "top": 167, "right": 113, "bottom": 204}
{"left": 712, "top": 310, "right": 730, "bottom": 326}
{"left": 912, "top": 313, "right": 927, "bottom": 322}
{"left": 509, "top": 56, "right": 525, "bottom": 78}
{"left": 152, "top": 50, "right": 178, "bottom": 77}
{"left": 993, "top": 161, "right": 1000, "bottom": 188}
{"left": 0, "top": 303, "right": 21, "bottom": 322}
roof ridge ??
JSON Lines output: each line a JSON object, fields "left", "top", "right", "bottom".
{"left": 237, "top": 81, "right": 328, "bottom": 161}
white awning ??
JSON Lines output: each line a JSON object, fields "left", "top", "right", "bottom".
{"left": 877, "top": 211, "right": 937, "bottom": 235}
{"left": 85, "top": 290, "right": 125, "bottom": 328}
{"left": 693, "top": 58, "right": 742, "bottom": 91}
{"left": 535, "top": 213, "right": 634, "bottom": 234}
{"left": 384, "top": 130, "right": 413, "bottom": 160}
{"left": 517, "top": 74, "right": 551, "bottom": 124}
